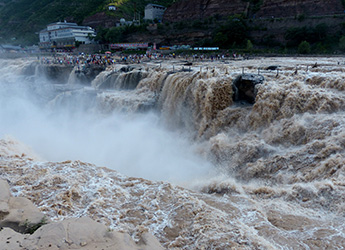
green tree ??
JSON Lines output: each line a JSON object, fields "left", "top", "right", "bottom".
{"left": 285, "top": 27, "right": 308, "bottom": 47}
{"left": 250, "top": 0, "right": 263, "bottom": 14}
{"left": 94, "top": 26, "right": 108, "bottom": 44}
{"left": 246, "top": 39, "right": 253, "bottom": 51}
{"left": 105, "top": 27, "right": 124, "bottom": 43}
{"left": 339, "top": 36, "right": 345, "bottom": 51}
{"left": 312, "top": 23, "right": 328, "bottom": 42}
{"left": 285, "top": 24, "right": 329, "bottom": 48}
{"left": 297, "top": 14, "right": 305, "bottom": 22}
{"left": 213, "top": 32, "right": 228, "bottom": 47}
{"left": 298, "top": 41, "right": 311, "bottom": 54}
{"left": 213, "top": 15, "right": 248, "bottom": 48}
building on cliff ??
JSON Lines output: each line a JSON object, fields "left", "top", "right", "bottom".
{"left": 108, "top": 4, "right": 117, "bottom": 11}
{"left": 39, "top": 21, "right": 96, "bottom": 51}
{"left": 144, "top": 4, "right": 167, "bottom": 21}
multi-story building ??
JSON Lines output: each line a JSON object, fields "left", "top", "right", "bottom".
{"left": 144, "top": 4, "right": 166, "bottom": 21}
{"left": 39, "top": 21, "right": 96, "bottom": 50}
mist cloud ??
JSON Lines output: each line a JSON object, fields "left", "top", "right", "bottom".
{"left": 0, "top": 59, "right": 212, "bottom": 185}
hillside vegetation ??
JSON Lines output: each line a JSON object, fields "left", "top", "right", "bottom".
{"left": 0, "top": 0, "right": 174, "bottom": 45}
{"left": 1, "top": 0, "right": 345, "bottom": 54}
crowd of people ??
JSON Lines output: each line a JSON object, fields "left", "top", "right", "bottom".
{"left": 39, "top": 50, "right": 244, "bottom": 68}
{"left": 40, "top": 53, "right": 115, "bottom": 66}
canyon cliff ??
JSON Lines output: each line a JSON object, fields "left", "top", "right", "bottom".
{"left": 164, "top": 0, "right": 249, "bottom": 22}
{"left": 256, "top": 0, "right": 344, "bottom": 18}
{"left": 164, "top": 0, "right": 345, "bottom": 22}
{"left": 83, "top": 12, "right": 118, "bottom": 29}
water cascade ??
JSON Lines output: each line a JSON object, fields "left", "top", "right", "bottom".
{"left": 1, "top": 57, "right": 345, "bottom": 249}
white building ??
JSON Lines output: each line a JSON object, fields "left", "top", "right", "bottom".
{"left": 108, "top": 4, "right": 117, "bottom": 11}
{"left": 39, "top": 21, "right": 96, "bottom": 50}
{"left": 144, "top": 4, "right": 166, "bottom": 21}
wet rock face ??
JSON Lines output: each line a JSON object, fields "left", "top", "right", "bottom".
{"left": 232, "top": 73, "right": 264, "bottom": 104}
{"left": 0, "top": 179, "right": 47, "bottom": 234}
{"left": 21, "top": 61, "right": 39, "bottom": 76}
{"left": 38, "top": 64, "right": 105, "bottom": 84}
{"left": 38, "top": 64, "right": 74, "bottom": 83}
{"left": 95, "top": 66, "right": 149, "bottom": 90}
{"left": 120, "top": 65, "right": 137, "bottom": 72}
{"left": 75, "top": 64, "right": 105, "bottom": 84}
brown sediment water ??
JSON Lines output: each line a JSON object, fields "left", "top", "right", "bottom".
{"left": 1, "top": 56, "right": 345, "bottom": 249}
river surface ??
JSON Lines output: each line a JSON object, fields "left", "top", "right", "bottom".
{"left": 1, "top": 56, "right": 345, "bottom": 249}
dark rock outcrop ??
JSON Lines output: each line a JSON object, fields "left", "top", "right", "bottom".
{"left": 21, "top": 61, "right": 39, "bottom": 76}
{"left": 266, "top": 65, "right": 280, "bottom": 71}
{"left": 75, "top": 64, "right": 105, "bottom": 84}
{"left": 37, "top": 64, "right": 105, "bottom": 84}
{"left": 232, "top": 73, "right": 264, "bottom": 104}
{"left": 38, "top": 64, "right": 74, "bottom": 83}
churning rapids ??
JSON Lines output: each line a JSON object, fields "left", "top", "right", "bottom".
{"left": 1, "top": 56, "right": 345, "bottom": 249}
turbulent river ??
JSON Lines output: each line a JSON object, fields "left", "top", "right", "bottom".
{"left": 1, "top": 56, "right": 345, "bottom": 249}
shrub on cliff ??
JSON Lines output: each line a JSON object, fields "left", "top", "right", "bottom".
{"left": 339, "top": 36, "right": 345, "bottom": 51}
{"left": 298, "top": 41, "right": 311, "bottom": 54}
{"left": 246, "top": 40, "right": 254, "bottom": 52}
{"left": 285, "top": 24, "right": 328, "bottom": 48}
{"left": 105, "top": 27, "right": 125, "bottom": 43}
{"left": 213, "top": 14, "right": 248, "bottom": 48}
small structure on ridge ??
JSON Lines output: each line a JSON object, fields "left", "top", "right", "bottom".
{"left": 144, "top": 4, "right": 167, "bottom": 21}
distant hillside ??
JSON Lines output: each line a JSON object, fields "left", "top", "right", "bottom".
{"left": 0, "top": 0, "right": 174, "bottom": 45}
{"left": 1, "top": 0, "right": 345, "bottom": 53}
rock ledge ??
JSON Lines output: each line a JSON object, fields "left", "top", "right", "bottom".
{"left": 0, "top": 179, "right": 164, "bottom": 250}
